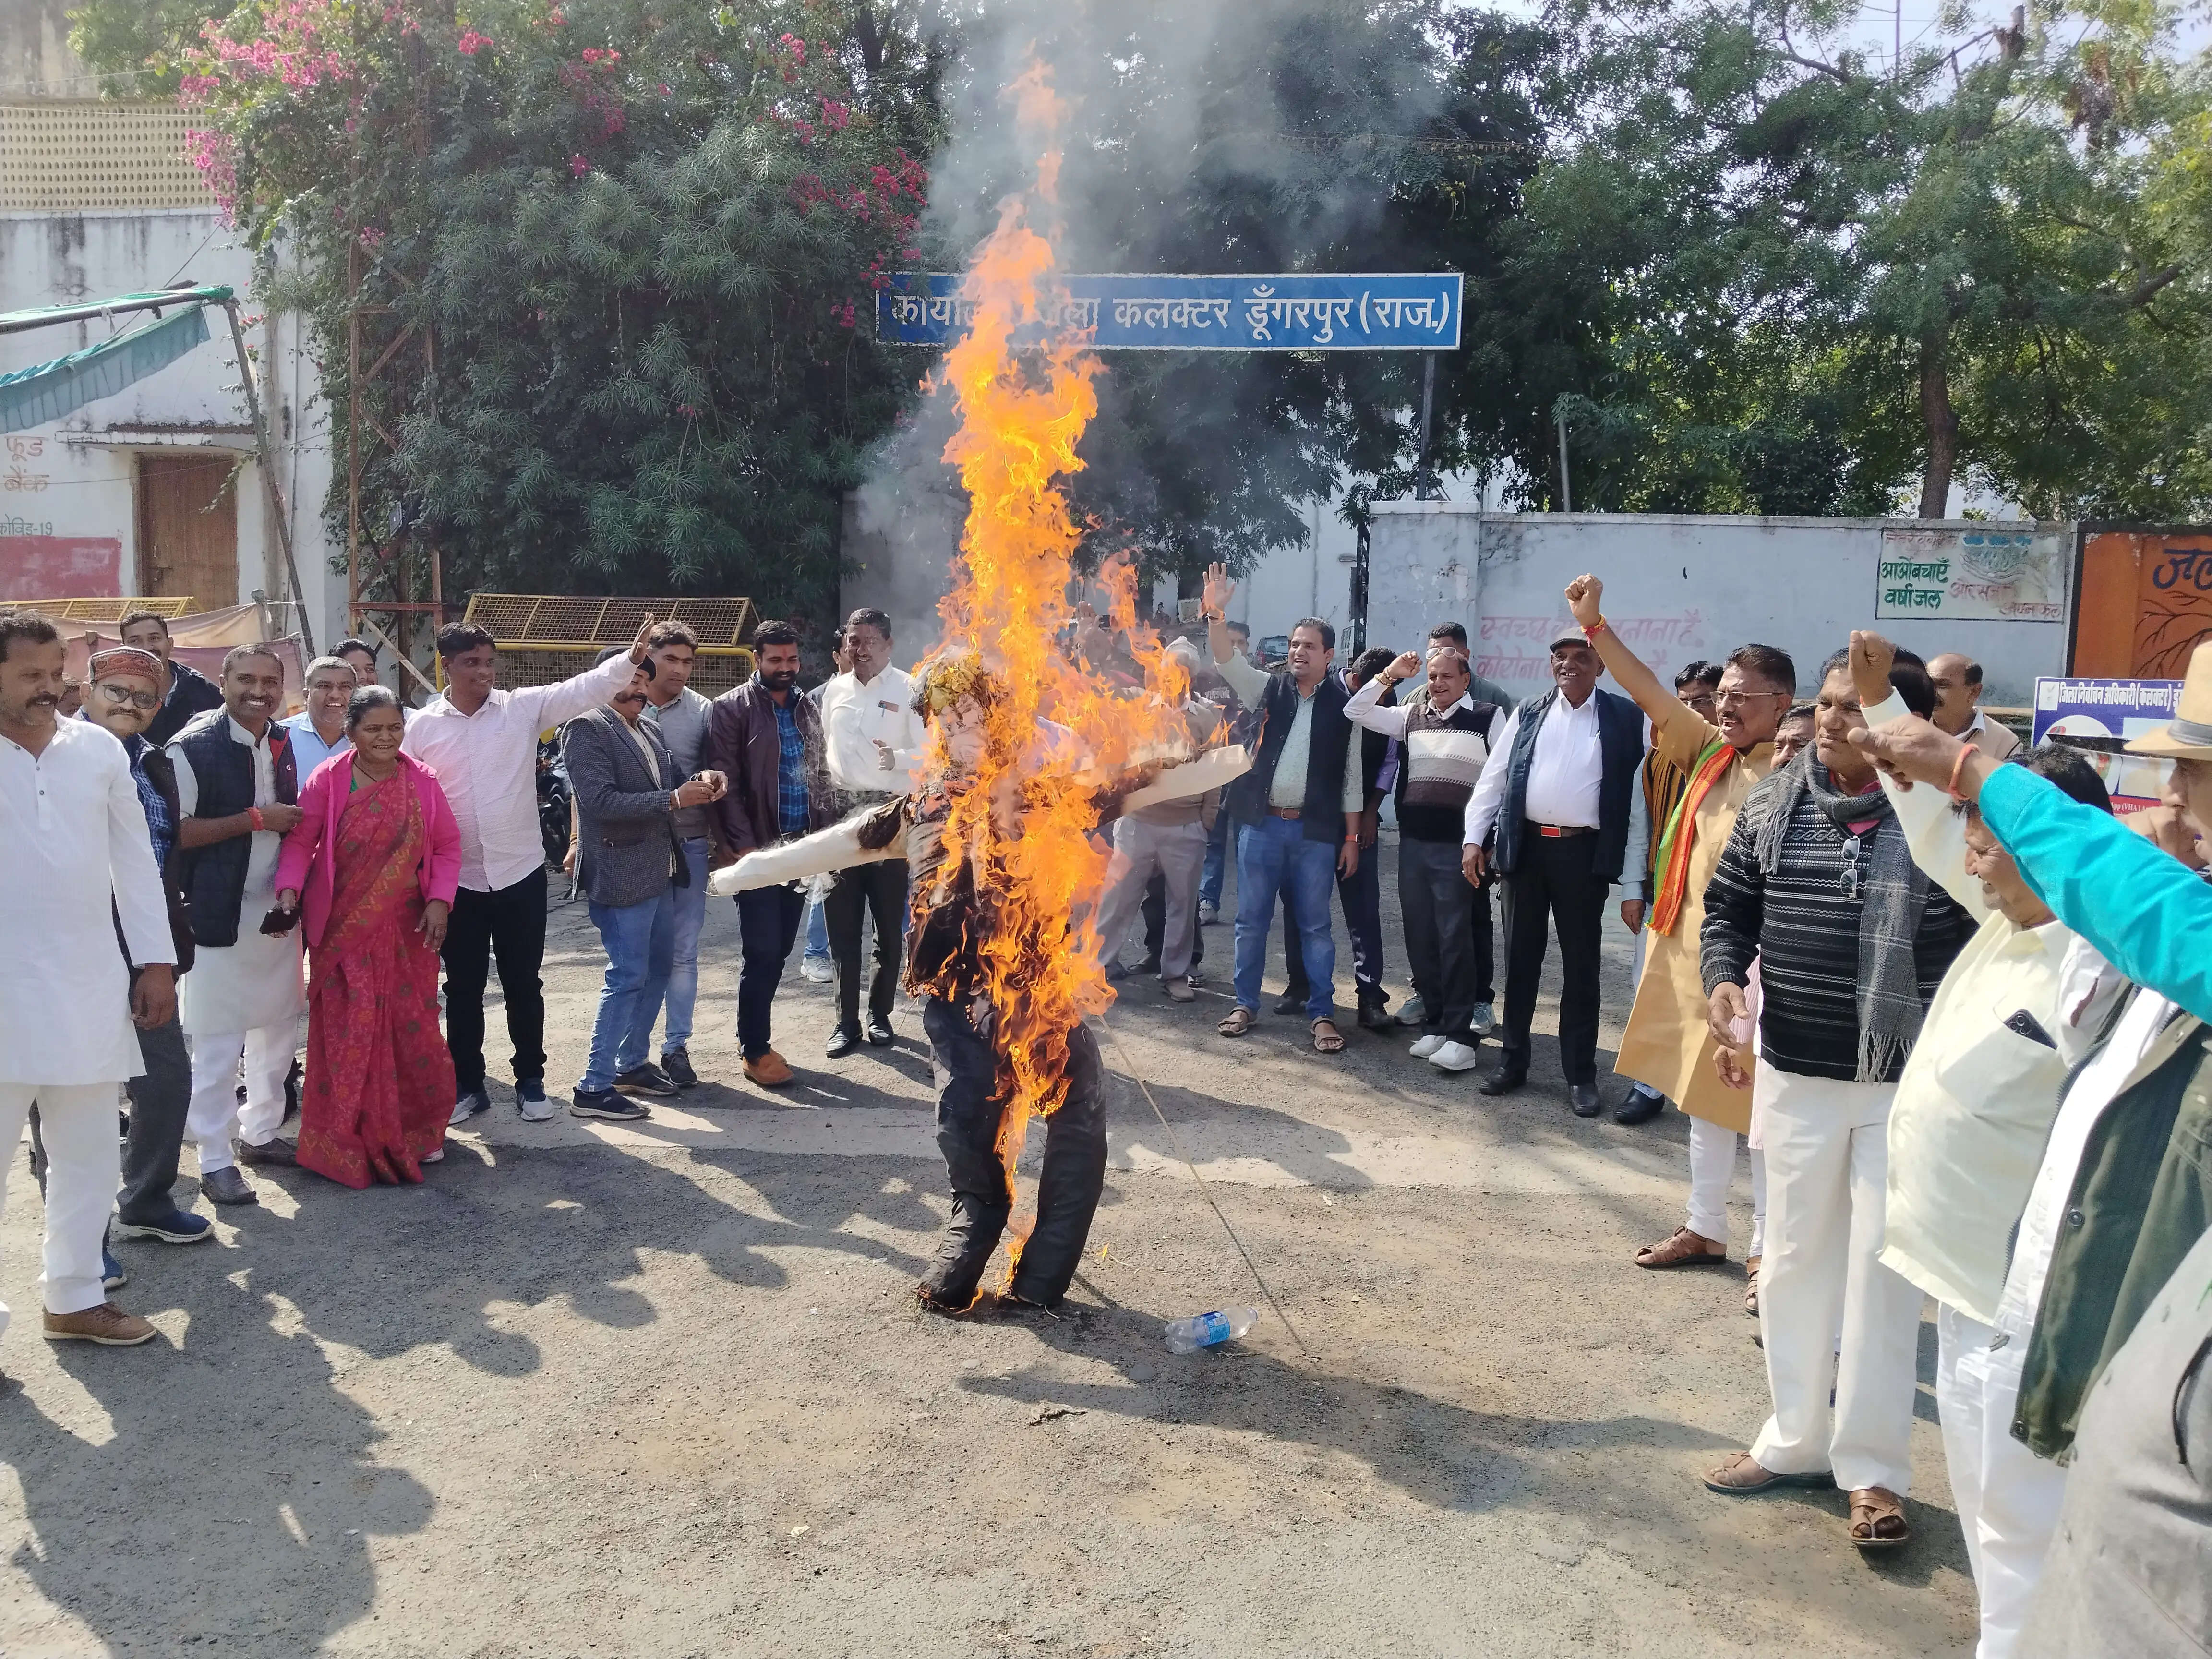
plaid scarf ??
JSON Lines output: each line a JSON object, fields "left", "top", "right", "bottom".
{"left": 1750, "top": 752, "right": 1932, "bottom": 1083}
{"left": 1647, "top": 735, "right": 1734, "bottom": 936}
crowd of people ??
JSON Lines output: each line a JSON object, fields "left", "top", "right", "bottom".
{"left": 2, "top": 571, "right": 2207, "bottom": 1654}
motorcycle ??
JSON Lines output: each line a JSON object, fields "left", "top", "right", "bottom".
{"left": 537, "top": 735, "right": 572, "bottom": 870}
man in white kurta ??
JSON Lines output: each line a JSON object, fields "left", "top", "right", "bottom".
{"left": 168, "top": 653, "right": 306, "bottom": 1203}
{"left": 0, "top": 611, "right": 174, "bottom": 1347}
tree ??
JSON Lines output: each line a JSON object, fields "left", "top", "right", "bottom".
{"left": 74, "top": 0, "right": 947, "bottom": 619}
{"left": 1516, "top": 0, "right": 2212, "bottom": 518}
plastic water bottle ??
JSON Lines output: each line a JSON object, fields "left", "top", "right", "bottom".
{"left": 1164, "top": 1307, "right": 1257, "bottom": 1353}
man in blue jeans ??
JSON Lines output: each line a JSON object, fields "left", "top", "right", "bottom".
{"left": 705, "top": 621, "right": 835, "bottom": 1089}
{"left": 561, "top": 650, "right": 725, "bottom": 1118}
{"left": 639, "top": 621, "right": 722, "bottom": 1088}
{"left": 1202, "top": 564, "right": 1364, "bottom": 1055}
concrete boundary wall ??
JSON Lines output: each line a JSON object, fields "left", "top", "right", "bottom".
{"left": 1368, "top": 507, "right": 2073, "bottom": 707}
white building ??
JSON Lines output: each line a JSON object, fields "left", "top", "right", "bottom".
{"left": 0, "top": 0, "right": 341, "bottom": 648}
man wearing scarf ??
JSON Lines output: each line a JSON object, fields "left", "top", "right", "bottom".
{"left": 1698, "top": 644, "right": 1973, "bottom": 1552}
{"left": 1563, "top": 579, "right": 1794, "bottom": 1281}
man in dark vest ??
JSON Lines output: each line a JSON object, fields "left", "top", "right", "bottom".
{"left": 1202, "top": 565, "right": 1365, "bottom": 1056}
{"left": 166, "top": 644, "right": 305, "bottom": 1206}
{"left": 1461, "top": 625, "right": 1644, "bottom": 1112}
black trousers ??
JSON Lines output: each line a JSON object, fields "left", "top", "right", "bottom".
{"left": 1498, "top": 827, "right": 1607, "bottom": 1086}
{"left": 919, "top": 996, "right": 1106, "bottom": 1310}
{"left": 826, "top": 858, "right": 909, "bottom": 1033}
{"left": 1467, "top": 879, "right": 1495, "bottom": 1005}
{"left": 441, "top": 867, "right": 548, "bottom": 1094}
{"left": 736, "top": 884, "right": 806, "bottom": 1060}
{"left": 29, "top": 1007, "right": 193, "bottom": 1231}
{"left": 1140, "top": 870, "right": 1205, "bottom": 969}
{"left": 1284, "top": 851, "right": 1386, "bottom": 1008}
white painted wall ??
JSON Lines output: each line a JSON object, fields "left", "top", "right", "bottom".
{"left": 1368, "top": 506, "right": 2073, "bottom": 707}
{"left": 0, "top": 209, "right": 341, "bottom": 648}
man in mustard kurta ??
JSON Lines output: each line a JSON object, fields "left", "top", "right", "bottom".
{"left": 1563, "top": 576, "right": 1795, "bottom": 1274}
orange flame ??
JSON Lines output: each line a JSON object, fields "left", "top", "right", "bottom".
{"left": 919, "top": 64, "right": 1194, "bottom": 1275}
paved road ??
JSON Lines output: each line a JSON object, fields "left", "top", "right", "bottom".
{"left": 0, "top": 837, "right": 1975, "bottom": 1656}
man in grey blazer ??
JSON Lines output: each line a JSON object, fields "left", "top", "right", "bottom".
{"left": 562, "top": 649, "right": 725, "bottom": 1119}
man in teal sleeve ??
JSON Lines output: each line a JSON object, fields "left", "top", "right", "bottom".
{"left": 1853, "top": 640, "right": 2212, "bottom": 1653}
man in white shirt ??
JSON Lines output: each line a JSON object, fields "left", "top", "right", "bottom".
{"left": 404, "top": 616, "right": 655, "bottom": 1123}
{"left": 815, "top": 607, "right": 925, "bottom": 1057}
{"left": 1462, "top": 625, "right": 1645, "bottom": 1112}
{"left": 168, "top": 645, "right": 308, "bottom": 1205}
{"left": 0, "top": 609, "right": 173, "bottom": 1347}
{"left": 1928, "top": 654, "right": 2023, "bottom": 760}
{"left": 280, "top": 655, "right": 359, "bottom": 778}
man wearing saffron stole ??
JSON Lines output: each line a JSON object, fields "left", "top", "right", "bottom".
{"left": 1562, "top": 577, "right": 1797, "bottom": 1279}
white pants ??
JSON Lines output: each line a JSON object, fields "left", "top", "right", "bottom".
{"left": 1750, "top": 1071, "right": 1925, "bottom": 1494}
{"left": 0, "top": 1082, "right": 120, "bottom": 1336}
{"left": 1936, "top": 1303, "right": 2068, "bottom": 1658}
{"left": 1686, "top": 1114, "right": 1767, "bottom": 1254}
{"left": 185, "top": 1026, "right": 292, "bottom": 1175}
{"left": 1094, "top": 817, "right": 1208, "bottom": 981}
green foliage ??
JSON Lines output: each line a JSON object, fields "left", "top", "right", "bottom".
{"left": 1522, "top": 0, "right": 2212, "bottom": 518}
{"left": 67, "top": 0, "right": 239, "bottom": 99}
{"left": 73, "top": 0, "right": 944, "bottom": 620}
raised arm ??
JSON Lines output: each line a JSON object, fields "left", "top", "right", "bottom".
{"left": 516, "top": 614, "right": 657, "bottom": 731}
{"left": 1855, "top": 716, "right": 2212, "bottom": 1023}
{"left": 1344, "top": 660, "right": 1415, "bottom": 738}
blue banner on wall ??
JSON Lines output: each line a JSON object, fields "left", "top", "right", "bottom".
{"left": 875, "top": 272, "right": 1462, "bottom": 352}
{"left": 2032, "top": 675, "right": 2184, "bottom": 811}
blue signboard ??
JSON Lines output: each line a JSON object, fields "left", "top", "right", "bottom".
{"left": 875, "top": 272, "right": 1462, "bottom": 352}
{"left": 2032, "top": 675, "right": 2183, "bottom": 811}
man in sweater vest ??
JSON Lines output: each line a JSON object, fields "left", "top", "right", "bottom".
{"left": 1346, "top": 644, "right": 1500, "bottom": 1071}
{"left": 1461, "top": 626, "right": 1645, "bottom": 1112}
{"left": 1698, "top": 646, "right": 1973, "bottom": 1551}
{"left": 166, "top": 645, "right": 306, "bottom": 1207}
{"left": 1203, "top": 565, "right": 1365, "bottom": 1055}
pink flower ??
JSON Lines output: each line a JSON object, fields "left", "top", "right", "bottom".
{"left": 457, "top": 28, "right": 491, "bottom": 53}
{"left": 820, "top": 96, "right": 849, "bottom": 130}
{"left": 569, "top": 153, "right": 590, "bottom": 176}
{"left": 778, "top": 32, "right": 805, "bottom": 64}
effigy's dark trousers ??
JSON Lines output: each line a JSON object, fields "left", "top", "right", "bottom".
{"left": 919, "top": 996, "right": 1107, "bottom": 1309}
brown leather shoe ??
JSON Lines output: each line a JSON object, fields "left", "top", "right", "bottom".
{"left": 235, "top": 1136, "right": 297, "bottom": 1166}
{"left": 1703, "top": 1450, "right": 1832, "bottom": 1494}
{"left": 744, "top": 1049, "right": 794, "bottom": 1089}
{"left": 44, "top": 1302, "right": 156, "bottom": 1346}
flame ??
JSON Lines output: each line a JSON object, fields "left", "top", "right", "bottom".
{"left": 918, "top": 63, "right": 1194, "bottom": 1286}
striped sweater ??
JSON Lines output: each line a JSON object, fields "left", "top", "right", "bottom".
{"left": 1395, "top": 699, "right": 1500, "bottom": 842}
{"left": 1700, "top": 790, "right": 1973, "bottom": 1082}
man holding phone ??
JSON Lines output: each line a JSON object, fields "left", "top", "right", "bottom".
{"left": 167, "top": 644, "right": 305, "bottom": 1206}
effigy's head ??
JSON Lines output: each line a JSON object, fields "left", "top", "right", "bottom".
{"left": 913, "top": 651, "right": 1007, "bottom": 774}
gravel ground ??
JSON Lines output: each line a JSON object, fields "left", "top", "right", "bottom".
{"left": 0, "top": 836, "right": 1975, "bottom": 1656}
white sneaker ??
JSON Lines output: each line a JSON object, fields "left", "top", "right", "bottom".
{"left": 800, "top": 956, "right": 833, "bottom": 984}
{"left": 517, "top": 1093, "right": 558, "bottom": 1124}
{"left": 1409, "top": 1033, "right": 1447, "bottom": 1059}
{"left": 1469, "top": 1003, "right": 1496, "bottom": 1036}
{"left": 1429, "top": 1040, "right": 1483, "bottom": 1072}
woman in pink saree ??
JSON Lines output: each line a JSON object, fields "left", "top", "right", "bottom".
{"left": 275, "top": 686, "right": 461, "bottom": 1187}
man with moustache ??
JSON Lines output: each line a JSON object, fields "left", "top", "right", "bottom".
{"left": 168, "top": 645, "right": 308, "bottom": 1206}
{"left": 0, "top": 610, "right": 176, "bottom": 1350}
{"left": 705, "top": 620, "right": 836, "bottom": 1089}
{"left": 1461, "top": 619, "right": 1645, "bottom": 1112}
{"left": 638, "top": 621, "right": 724, "bottom": 1089}
{"left": 281, "top": 656, "right": 361, "bottom": 776}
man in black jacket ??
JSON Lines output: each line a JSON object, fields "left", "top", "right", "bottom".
{"left": 121, "top": 609, "right": 225, "bottom": 747}
{"left": 1461, "top": 626, "right": 1645, "bottom": 1112}
{"left": 1281, "top": 647, "right": 1395, "bottom": 1028}
{"left": 1202, "top": 565, "right": 1364, "bottom": 1056}
{"left": 704, "top": 620, "right": 835, "bottom": 1090}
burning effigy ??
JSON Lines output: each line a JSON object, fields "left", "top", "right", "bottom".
{"left": 708, "top": 65, "right": 1246, "bottom": 1311}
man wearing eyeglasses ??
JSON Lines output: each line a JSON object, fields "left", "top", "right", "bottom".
{"left": 1696, "top": 642, "right": 1973, "bottom": 1554}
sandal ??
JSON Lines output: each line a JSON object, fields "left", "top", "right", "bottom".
{"left": 1848, "top": 1487, "right": 1910, "bottom": 1549}
{"left": 1635, "top": 1227, "right": 1729, "bottom": 1270}
{"left": 1311, "top": 1018, "right": 1346, "bottom": 1054}
{"left": 1217, "top": 1007, "right": 1257, "bottom": 1038}
{"left": 1745, "top": 1254, "right": 1762, "bottom": 1317}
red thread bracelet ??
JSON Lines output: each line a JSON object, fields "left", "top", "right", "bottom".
{"left": 1946, "top": 744, "right": 1974, "bottom": 801}
{"left": 248, "top": 807, "right": 265, "bottom": 832}
{"left": 1583, "top": 617, "right": 1609, "bottom": 641}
